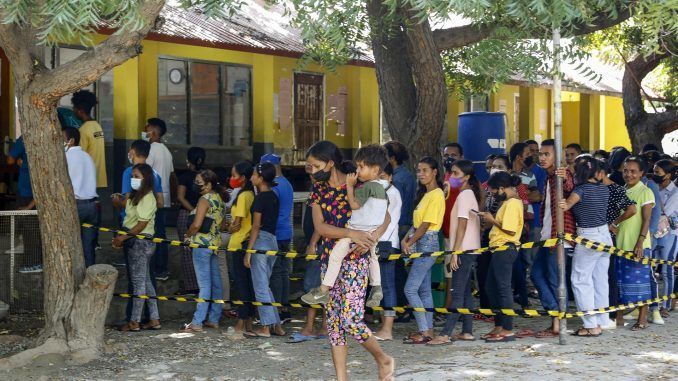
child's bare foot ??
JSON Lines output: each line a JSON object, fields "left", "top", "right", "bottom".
{"left": 378, "top": 355, "right": 395, "bottom": 381}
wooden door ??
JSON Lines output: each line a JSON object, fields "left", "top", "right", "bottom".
{"left": 294, "top": 73, "right": 323, "bottom": 154}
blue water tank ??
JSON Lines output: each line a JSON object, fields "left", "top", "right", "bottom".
{"left": 458, "top": 112, "right": 506, "bottom": 183}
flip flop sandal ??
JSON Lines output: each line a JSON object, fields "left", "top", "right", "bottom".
{"left": 453, "top": 334, "right": 476, "bottom": 341}
{"left": 570, "top": 328, "right": 602, "bottom": 337}
{"left": 480, "top": 332, "right": 500, "bottom": 340}
{"left": 287, "top": 332, "right": 316, "bottom": 343}
{"left": 244, "top": 331, "right": 271, "bottom": 338}
{"left": 485, "top": 334, "right": 516, "bottom": 343}
{"left": 515, "top": 329, "right": 535, "bottom": 338}
{"left": 403, "top": 335, "right": 431, "bottom": 345}
{"left": 374, "top": 335, "right": 393, "bottom": 341}
{"left": 534, "top": 330, "right": 558, "bottom": 338}
{"left": 631, "top": 323, "right": 649, "bottom": 331}
{"left": 426, "top": 338, "right": 454, "bottom": 346}
{"left": 179, "top": 323, "right": 203, "bottom": 333}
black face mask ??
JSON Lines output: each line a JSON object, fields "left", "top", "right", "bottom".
{"left": 312, "top": 168, "right": 331, "bottom": 183}
{"left": 192, "top": 183, "right": 204, "bottom": 194}
{"left": 523, "top": 156, "right": 534, "bottom": 168}
{"left": 652, "top": 174, "right": 666, "bottom": 184}
{"left": 495, "top": 191, "right": 507, "bottom": 202}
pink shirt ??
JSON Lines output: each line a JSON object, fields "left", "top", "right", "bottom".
{"left": 448, "top": 189, "right": 481, "bottom": 251}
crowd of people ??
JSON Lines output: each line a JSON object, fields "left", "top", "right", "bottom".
{"left": 6, "top": 89, "right": 678, "bottom": 379}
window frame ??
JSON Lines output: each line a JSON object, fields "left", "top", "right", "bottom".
{"left": 157, "top": 55, "right": 253, "bottom": 148}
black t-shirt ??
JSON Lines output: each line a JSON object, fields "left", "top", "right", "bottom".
{"left": 178, "top": 170, "right": 200, "bottom": 208}
{"left": 251, "top": 190, "right": 279, "bottom": 235}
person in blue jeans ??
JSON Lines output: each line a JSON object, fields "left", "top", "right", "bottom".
{"left": 401, "top": 157, "right": 445, "bottom": 344}
{"left": 244, "top": 162, "right": 285, "bottom": 338}
{"left": 260, "top": 153, "right": 294, "bottom": 323}
{"left": 180, "top": 170, "right": 228, "bottom": 332}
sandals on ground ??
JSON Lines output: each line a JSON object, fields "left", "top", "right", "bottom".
{"left": 631, "top": 322, "right": 649, "bottom": 331}
{"left": 570, "top": 327, "right": 602, "bottom": 337}
{"left": 402, "top": 335, "right": 431, "bottom": 344}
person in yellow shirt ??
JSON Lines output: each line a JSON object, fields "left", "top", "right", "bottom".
{"left": 401, "top": 156, "right": 445, "bottom": 344}
{"left": 226, "top": 160, "right": 256, "bottom": 338}
{"left": 72, "top": 90, "right": 107, "bottom": 188}
{"left": 478, "top": 171, "right": 524, "bottom": 343}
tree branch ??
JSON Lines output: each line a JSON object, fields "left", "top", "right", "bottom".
{"left": 432, "top": 5, "right": 632, "bottom": 51}
{"left": 34, "top": 0, "right": 165, "bottom": 102}
{"left": 622, "top": 51, "right": 669, "bottom": 126}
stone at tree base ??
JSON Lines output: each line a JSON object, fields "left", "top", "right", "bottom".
{"left": 0, "top": 300, "right": 8, "bottom": 320}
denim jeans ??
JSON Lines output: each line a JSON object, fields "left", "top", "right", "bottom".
{"left": 77, "top": 200, "right": 98, "bottom": 267}
{"left": 251, "top": 231, "right": 281, "bottom": 326}
{"left": 441, "top": 254, "right": 476, "bottom": 336}
{"left": 571, "top": 225, "right": 612, "bottom": 328}
{"left": 486, "top": 245, "right": 518, "bottom": 331}
{"left": 303, "top": 260, "right": 321, "bottom": 293}
{"left": 404, "top": 231, "right": 438, "bottom": 332}
{"left": 152, "top": 207, "right": 169, "bottom": 275}
{"left": 271, "top": 240, "right": 291, "bottom": 304}
{"left": 379, "top": 248, "right": 397, "bottom": 318}
{"left": 655, "top": 234, "right": 677, "bottom": 308}
{"left": 129, "top": 239, "right": 159, "bottom": 322}
{"left": 530, "top": 246, "right": 560, "bottom": 311}
{"left": 125, "top": 243, "right": 158, "bottom": 322}
{"left": 191, "top": 248, "right": 223, "bottom": 326}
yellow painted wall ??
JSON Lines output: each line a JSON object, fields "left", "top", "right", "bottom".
{"left": 602, "top": 95, "right": 631, "bottom": 150}
{"left": 446, "top": 96, "right": 464, "bottom": 142}
{"left": 561, "top": 91, "right": 580, "bottom": 147}
{"left": 489, "top": 85, "right": 520, "bottom": 147}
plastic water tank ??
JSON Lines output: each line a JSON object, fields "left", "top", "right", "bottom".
{"left": 458, "top": 112, "right": 506, "bottom": 183}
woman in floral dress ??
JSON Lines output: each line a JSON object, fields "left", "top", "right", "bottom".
{"left": 305, "top": 141, "right": 395, "bottom": 381}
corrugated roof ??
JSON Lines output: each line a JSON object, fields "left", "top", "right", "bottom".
{"left": 153, "top": 2, "right": 374, "bottom": 63}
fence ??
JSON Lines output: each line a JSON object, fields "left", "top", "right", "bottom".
{"left": 0, "top": 210, "right": 43, "bottom": 314}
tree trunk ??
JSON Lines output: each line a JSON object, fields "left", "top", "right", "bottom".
{"left": 622, "top": 51, "right": 678, "bottom": 152}
{"left": 366, "top": 1, "right": 447, "bottom": 166}
{"left": 0, "top": 80, "right": 118, "bottom": 369}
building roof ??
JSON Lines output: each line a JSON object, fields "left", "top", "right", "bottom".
{"left": 152, "top": 2, "right": 374, "bottom": 64}
{"left": 151, "top": 3, "right": 656, "bottom": 98}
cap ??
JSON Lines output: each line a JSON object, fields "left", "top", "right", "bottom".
{"left": 260, "top": 153, "right": 281, "bottom": 165}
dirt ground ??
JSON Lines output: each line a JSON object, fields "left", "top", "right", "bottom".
{"left": 1, "top": 309, "right": 677, "bottom": 381}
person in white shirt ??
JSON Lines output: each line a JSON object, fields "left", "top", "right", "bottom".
{"left": 373, "top": 163, "right": 402, "bottom": 341}
{"left": 144, "top": 118, "right": 175, "bottom": 280}
{"left": 63, "top": 127, "right": 99, "bottom": 267}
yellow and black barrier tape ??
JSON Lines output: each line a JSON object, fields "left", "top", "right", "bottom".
{"left": 114, "top": 292, "right": 678, "bottom": 319}
{"left": 82, "top": 223, "right": 558, "bottom": 260}
{"left": 84, "top": 224, "right": 678, "bottom": 268}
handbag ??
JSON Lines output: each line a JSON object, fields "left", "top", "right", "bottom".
{"left": 187, "top": 214, "right": 216, "bottom": 234}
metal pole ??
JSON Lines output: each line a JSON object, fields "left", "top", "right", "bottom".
{"left": 552, "top": 26, "right": 568, "bottom": 345}
{"left": 10, "top": 215, "right": 15, "bottom": 308}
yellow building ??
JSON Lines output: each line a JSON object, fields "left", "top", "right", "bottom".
{"left": 0, "top": 3, "right": 635, "bottom": 219}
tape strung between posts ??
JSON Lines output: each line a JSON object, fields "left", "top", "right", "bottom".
{"left": 114, "top": 292, "right": 678, "bottom": 320}
{"left": 84, "top": 224, "right": 678, "bottom": 268}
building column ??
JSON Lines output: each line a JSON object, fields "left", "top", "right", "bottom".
{"left": 112, "top": 57, "right": 141, "bottom": 193}
{"left": 252, "top": 54, "right": 275, "bottom": 161}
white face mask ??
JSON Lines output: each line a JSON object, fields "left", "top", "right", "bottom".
{"left": 128, "top": 153, "right": 134, "bottom": 165}
{"left": 489, "top": 168, "right": 503, "bottom": 175}
{"left": 63, "top": 142, "right": 69, "bottom": 152}
{"left": 131, "top": 178, "right": 142, "bottom": 190}
{"left": 141, "top": 131, "right": 150, "bottom": 142}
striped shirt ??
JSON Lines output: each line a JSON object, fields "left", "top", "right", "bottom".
{"left": 572, "top": 182, "right": 610, "bottom": 228}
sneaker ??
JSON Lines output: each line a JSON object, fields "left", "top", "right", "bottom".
{"left": 155, "top": 272, "right": 170, "bottom": 281}
{"left": 18, "top": 265, "right": 43, "bottom": 274}
{"left": 141, "top": 319, "right": 162, "bottom": 330}
{"left": 623, "top": 308, "right": 639, "bottom": 320}
{"left": 365, "top": 286, "right": 383, "bottom": 308}
{"left": 301, "top": 287, "right": 329, "bottom": 305}
{"left": 649, "top": 309, "right": 665, "bottom": 325}
{"left": 5, "top": 244, "right": 24, "bottom": 254}
{"left": 600, "top": 318, "right": 617, "bottom": 330}
{"left": 119, "top": 321, "right": 140, "bottom": 332}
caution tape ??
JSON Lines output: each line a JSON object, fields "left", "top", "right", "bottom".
{"left": 84, "top": 224, "right": 678, "bottom": 268}
{"left": 114, "top": 292, "right": 678, "bottom": 319}
{"left": 83, "top": 223, "right": 557, "bottom": 260}
{"left": 565, "top": 233, "right": 678, "bottom": 268}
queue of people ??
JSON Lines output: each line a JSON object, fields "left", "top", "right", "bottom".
{"left": 6, "top": 93, "right": 678, "bottom": 380}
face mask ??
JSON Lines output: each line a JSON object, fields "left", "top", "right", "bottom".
{"left": 489, "top": 168, "right": 504, "bottom": 176}
{"left": 652, "top": 174, "right": 666, "bottom": 184}
{"left": 128, "top": 153, "right": 134, "bottom": 165}
{"left": 312, "top": 168, "right": 331, "bottom": 183}
{"left": 377, "top": 179, "right": 390, "bottom": 189}
{"left": 229, "top": 177, "right": 244, "bottom": 189}
{"left": 448, "top": 176, "right": 464, "bottom": 189}
{"left": 523, "top": 156, "right": 534, "bottom": 168}
{"left": 141, "top": 131, "right": 150, "bottom": 142}
{"left": 131, "top": 178, "right": 142, "bottom": 190}
{"left": 63, "top": 142, "right": 69, "bottom": 152}
{"left": 192, "top": 183, "right": 204, "bottom": 194}
{"left": 495, "top": 191, "right": 507, "bottom": 202}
